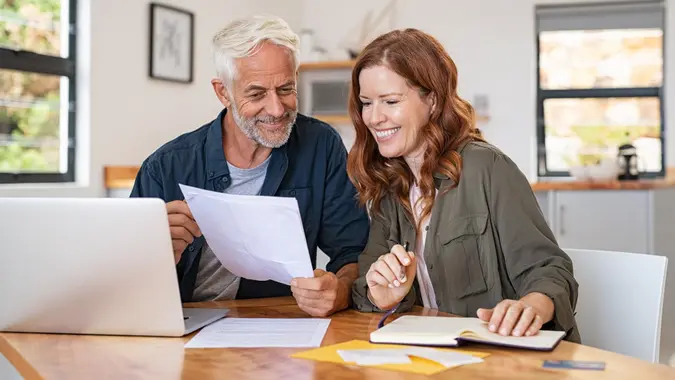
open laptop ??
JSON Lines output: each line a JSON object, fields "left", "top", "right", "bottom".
{"left": 0, "top": 197, "right": 228, "bottom": 337}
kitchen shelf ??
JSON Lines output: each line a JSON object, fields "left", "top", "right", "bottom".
{"left": 313, "top": 114, "right": 353, "bottom": 125}
{"left": 299, "top": 60, "right": 355, "bottom": 71}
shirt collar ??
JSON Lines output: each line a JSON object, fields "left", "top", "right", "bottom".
{"left": 205, "top": 108, "right": 231, "bottom": 181}
{"left": 205, "top": 108, "right": 289, "bottom": 182}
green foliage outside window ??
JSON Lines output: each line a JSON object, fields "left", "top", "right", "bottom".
{"left": 0, "top": 0, "right": 63, "bottom": 172}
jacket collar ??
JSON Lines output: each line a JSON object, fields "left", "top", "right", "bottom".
{"left": 432, "top": 139, "right": 472, "bottom": 188}
{"left": 204, "top": 108, "right": 289, "bottom": 193}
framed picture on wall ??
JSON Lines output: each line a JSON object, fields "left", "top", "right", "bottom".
{"left": 149, "top": 3, "right": 194, "bottom": 83}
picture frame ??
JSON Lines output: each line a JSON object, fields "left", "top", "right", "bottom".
{"left": 148, "top": 3, "right": 194, "bottom": 83}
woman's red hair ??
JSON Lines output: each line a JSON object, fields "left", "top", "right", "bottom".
{"left": 346, "top": 28, "right": 485, "bottom": 230}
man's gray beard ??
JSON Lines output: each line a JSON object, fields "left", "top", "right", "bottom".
{"left": 230, "top": 104, "right": 297, "bottom": 148}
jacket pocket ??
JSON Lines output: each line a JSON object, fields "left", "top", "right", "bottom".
{"left": 439, "top": 214, "right": 490, "bottom": 298}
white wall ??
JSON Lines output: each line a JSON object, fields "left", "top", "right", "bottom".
{"left": 0, "top": 0, "right": 302, "bottom": 197}
{"left": 2, "top": 0, "right": 670, "bottom": 197}
{"left": 301, "top": 0, "right": 675, "bottom": 180}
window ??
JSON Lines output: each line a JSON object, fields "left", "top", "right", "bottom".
{"left": 535, "top": 1, "right": 665, "bottom": 177}
{"left": 0, "top": 0, "right": 77, "bottom": 183}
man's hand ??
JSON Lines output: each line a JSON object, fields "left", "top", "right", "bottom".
{"left": 166, "top": 200, "right": 202, "bottom": 264}
{"left": 291, "top": 265, "right": 356, "bottom": 317}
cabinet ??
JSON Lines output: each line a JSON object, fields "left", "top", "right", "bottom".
{"left": 535, "top": 187, "right": 675, "bottom": 365}
{"left": 535, "top": 188, "right": 675, "bottom": 256}
{"left": 553, "top": 191, "right": 650, "bottom": 253}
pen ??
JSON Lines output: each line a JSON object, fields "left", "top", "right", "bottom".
{"left": 401, "top": 241, "right": 409, "bottom": 281}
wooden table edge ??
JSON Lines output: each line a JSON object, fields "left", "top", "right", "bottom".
{"left": 0, "top": 334, "right": 43, "bottom": 380}
{"left": 3, "top": 298, "right": 675, "bottom": 379}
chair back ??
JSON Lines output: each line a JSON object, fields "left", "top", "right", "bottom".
{"left": 565, "top": 248, "right": 667, "bottom": 363}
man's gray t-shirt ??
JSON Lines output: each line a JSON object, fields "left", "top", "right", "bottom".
{"left": 192, "top": 155, "right": 271, "bottom": 301}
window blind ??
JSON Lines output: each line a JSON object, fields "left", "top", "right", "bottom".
{"left": 536, "top": 1, "right": 664, "bottom": 31}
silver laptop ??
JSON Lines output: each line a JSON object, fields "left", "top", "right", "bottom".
{"left": 0, "top": 197, "right": 228, "bottom": 337}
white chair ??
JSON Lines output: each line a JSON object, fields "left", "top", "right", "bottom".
{"left": 565, "top": 248, "right": 668, "bottom": 363}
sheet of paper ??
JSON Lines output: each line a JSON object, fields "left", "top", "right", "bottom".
{"left": 337, "top": 347, "right": 483, "bottom": 368}
{"left": 404, "top": 347, "right": 484, "bottom": 368}
{"left": 179, "top": 184, "right": 314, "bottom": 285}
{"left": 291, "top": 339, "right": 490, "bottom": 376}
{"left": 185, "top": 318, "right": 331, "bottom": 348}
{"left": 338, "top": 349, "right": 412, "bottom": 365}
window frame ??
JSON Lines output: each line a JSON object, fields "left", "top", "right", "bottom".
{"left": 0, "top": 0, "right": 77, "bottom": 184}
{"left": 535, "top": 6, "right": 666, "bottom": 178}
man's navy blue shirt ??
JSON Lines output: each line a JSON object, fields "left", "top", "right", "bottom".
{"left": 130, "top": 109, "right": 370, "bottom": 301}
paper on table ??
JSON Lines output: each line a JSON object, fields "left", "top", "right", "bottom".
{"left": 337, "top": 347, "right": 483, "bottom": 368}
{"left": 179, "top": 184, "right": 314, "bottom": 285}
{"left": 291, "top": 340, "right": 490, "bottom": 376}
{"left": 404, "top": 347, "right": 484, "bottom": 368}
{"left": 338, "top": 349, "right": 412, "bottom": 365}
{"left": 185, "top": 318, "right": 331, "bottom": 348}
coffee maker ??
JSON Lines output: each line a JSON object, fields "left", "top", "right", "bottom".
{"left": 617, "top": 141, "right": 639, "bottom": 180}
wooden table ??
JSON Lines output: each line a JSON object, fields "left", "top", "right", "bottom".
{"left": 2, "top": 297, "right": 675, "bottom": 379}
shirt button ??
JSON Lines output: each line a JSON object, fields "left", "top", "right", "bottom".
{"left": 209, "top": 171, "right": 214, "bottom": 177}
{"left": 289, "top": 190, "right": 296, "bottom": 196}
{"left": 425, "top": 226, "right": 429, "bottom": 231}
{"left": 188, "top": 246, "right": 195, "bottom": 252}
{"left": 222, "top": 177, "right": 229, "bottom": 183}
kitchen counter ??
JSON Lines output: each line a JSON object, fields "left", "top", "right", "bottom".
{"left": 105, "top": 165, "right": 675, "bottom": 192}
{"left": 531, "top": 168, "right": 675, "bottom": 191}
{"left": 531, "top": 176, "right": 675, "bottom": 191}
{"left": 104, "top": 166, "right": 139, "bottom": 189}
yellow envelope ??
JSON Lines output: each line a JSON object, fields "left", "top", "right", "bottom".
{"left": 291, "top": 339, "right": 490, "bottom": 376}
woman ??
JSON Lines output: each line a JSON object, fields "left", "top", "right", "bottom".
{"left": 347, "top": 28, "right": 580, "bottom": 343}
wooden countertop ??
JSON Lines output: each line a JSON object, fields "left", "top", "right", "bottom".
{"left": 531, "top": 178, "right": 675, "bottom": 191}
{"left": 299, "top": 60, "right": 355, "bottom": 71}
{"left": 105, "top": 165, "right": 675, "bottom": 192}
{"left": 104, "top": 166, "right": 139, "bottom": 189}
{"left": 2, "top": 297, "right": 675, "bottom": 379}
{"left": 531, "top": 168, "right": 675, "bottom": 192}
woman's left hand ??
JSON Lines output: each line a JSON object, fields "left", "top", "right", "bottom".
{"left": 476, "top": 292, "right": 555, "bottom": 337}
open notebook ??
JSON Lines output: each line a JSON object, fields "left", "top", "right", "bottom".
{"left": 370, "top": 316, "right": 566, "bottom": 351}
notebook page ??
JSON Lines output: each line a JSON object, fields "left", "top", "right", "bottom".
{"left": 456, "top": 321, "right": 566, "bottom": 350}
{"left": 370, "top": 315, "right": 460, "bottom": 345}
{"left": 371, "top": 316, "right": 564, "bottom": 350}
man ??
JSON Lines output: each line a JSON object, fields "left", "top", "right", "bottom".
{"left": 130, "top": 15, "right": 369, "bottom": 317}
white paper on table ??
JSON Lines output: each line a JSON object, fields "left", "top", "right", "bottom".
{"left": 336, "top": 347, "right": 484, "bottom": 368}
{"left": 338, "top": 349, "right": 412, "bottom": 365}
{"left": 179, "top": 184, "right": 314, "bottom": 285}
{"left": 184, "top": 318, "right": 331, "bottom": 348}
{"left": 403, "top": 347, "right": 484, "bottom": 367}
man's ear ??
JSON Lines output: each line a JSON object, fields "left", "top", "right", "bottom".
{"left": 211, "top": 78, "right": 231, "bottom": 108}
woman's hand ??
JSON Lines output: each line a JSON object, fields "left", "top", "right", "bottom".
{"left": 477, "top": 292, "right": 555, "bottom": 337}
{"left": 366, "top": 244, "right": 417, "bottom": 310}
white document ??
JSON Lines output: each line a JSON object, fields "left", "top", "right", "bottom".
{"left": 184, "top": 318, "right": 331, "bottom": 348}
{"left": 403, "top": 347, "right": 484, "bottom": 368}
{"left": 337, "top": 347, "right": 483, "bottom": 368}
{"left": 179, "top": 184, "right": 314, "bottom": 285}
{"left": 338, "top": 349, "right": 412, "bottom": 365}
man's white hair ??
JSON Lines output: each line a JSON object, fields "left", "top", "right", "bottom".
{"left": 212, "top": 14, "right": 300, "bottom": 86}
